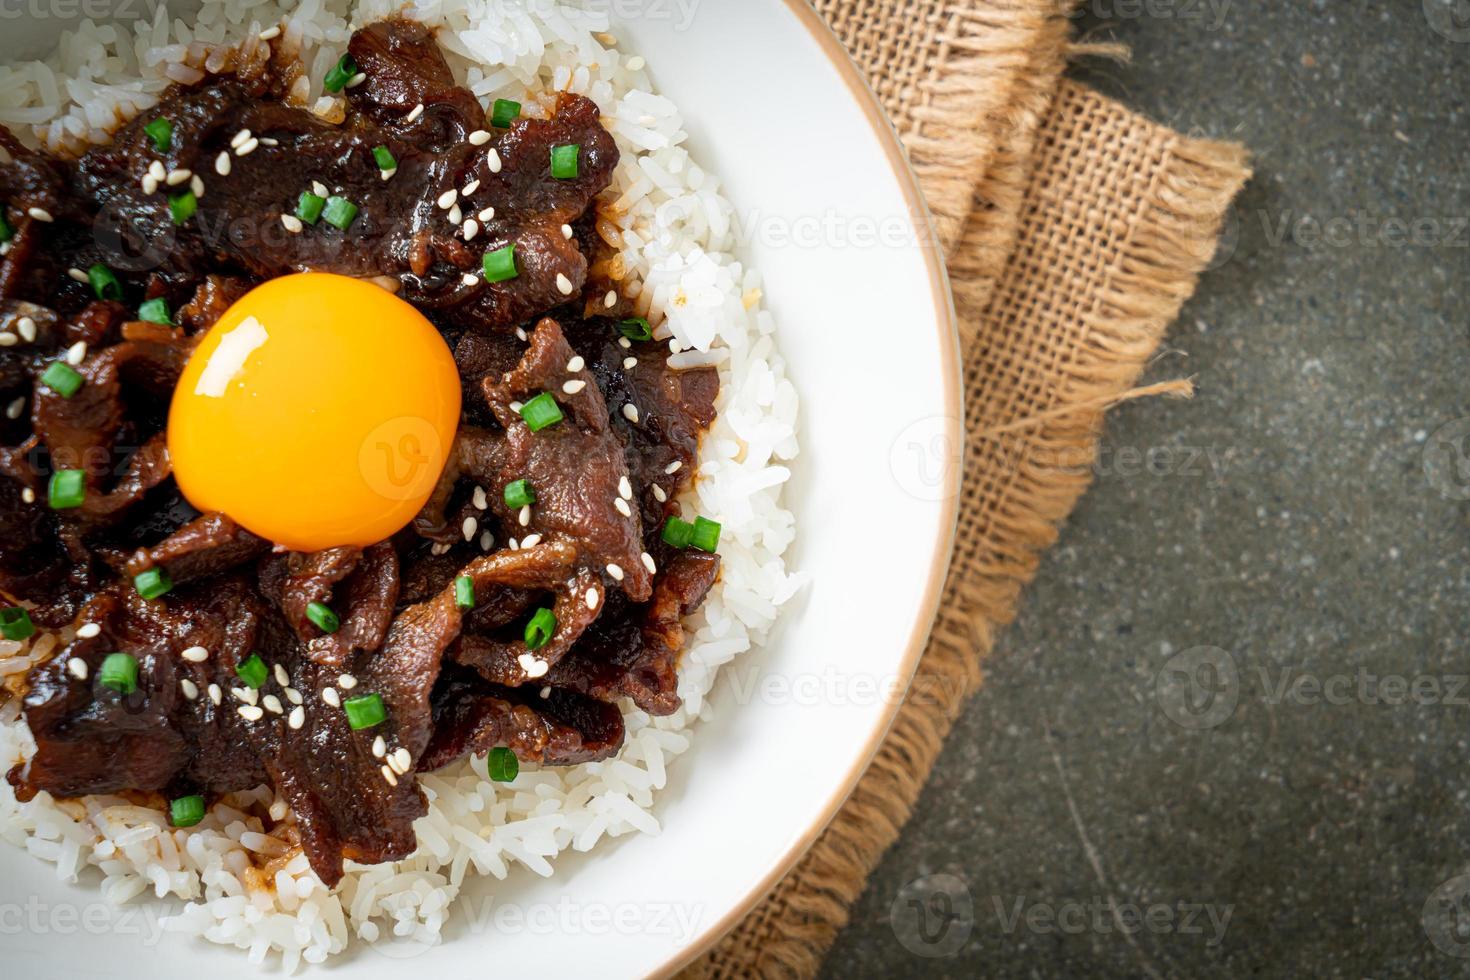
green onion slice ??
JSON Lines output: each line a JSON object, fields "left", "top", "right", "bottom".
{"left": 306, "top": 601, "right": 340, "bottom": 634}
{"left": 87, "top": 263, "right": 122, "bottom": 301}
{"left": 549, "top": 143, "right": 580, "bottom": 179}
{"left": 691, "top": 516, "right": 722, "bottom": 553}
{"left": 490, "top": 99, "right": 521, "bottom": 128}
{"left": 138, "top": 297, "right": 173, "bottom": 325}
{"left": 503, "top": 479, "right": 535, "bottom": 509}
{"left": 296, "top": 191, "right": 326, "bottom": 225}
{"left": 98, "top": 652, "right": 138, "bottom": 694}
{"left": 661, "top": 517, "right": 694, "bottom": 548}
{"left": 143, "top": 116, "right": 173, "bottom": 153}
{"left": 169, "top": 794, "right": 205, "bottom": 827}
{"left": 519, "top": 392, "right": 564, "bottom": 432}
{"left": 486, "top": 746, "right": 518, "bottom": 782}
{"left": 0, "top": 607, "right": 35, "bottom": 641}
{"left": 48, "top": 469, "right": 85, "bottom": 510}
{"left": 234, "top": 653, "right": 267, "bottom": 689}
{"left": 454, "top": 575, "right": 476, "bottom": 611}
{"left": 618, "top": 317, "right": 652, "bottom": 342}
{"left": 523, "top": 607, "right": 555, "bottom": 650}
{"left": 0, "top": 211, "right": 13, "bottom": 243}
{"left": 344, "top": 692, "right": 386, "bottom": 730}
{"left": 168, "top": 190, "right": 197, "bottom": 225}
{"left": 133, "top": 567, "right": 172, "bottom": 601}
{"left": 40, "top": 362, "right": 84, "bottom": 398}
{"left": 323, "top": 54, "right": 358, "bottom": 93}
{"left": 322, "top": 195, "right": 358, "bottom": 231}
{"left": 481, "top": 243, "right": 517, "bottom": 283}
{"left": 372, "top": 145, "right": 397, "bottom": 171}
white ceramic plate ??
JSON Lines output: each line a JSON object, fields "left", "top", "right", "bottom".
{"left": 0, "top": 1, "right": 961, "bottom": 975}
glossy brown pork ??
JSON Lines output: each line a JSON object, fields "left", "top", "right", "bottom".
{"left": 0, "top": 18, "right": 722, "bottom": 889}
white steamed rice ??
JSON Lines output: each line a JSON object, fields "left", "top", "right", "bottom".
{"left": 0, "top": 0, "right": 801, "bottom": 969}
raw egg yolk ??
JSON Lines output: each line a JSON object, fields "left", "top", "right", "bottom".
{"left": 169, "top": 272, "right": 461, "bottom": 552}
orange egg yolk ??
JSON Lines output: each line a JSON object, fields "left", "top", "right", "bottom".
{"left": 168, "top": 272, "right": 461, "bottom": 552}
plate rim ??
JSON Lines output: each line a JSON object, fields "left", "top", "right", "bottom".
{"left": 652, "top": 3, "right": 964, "bottom": 975}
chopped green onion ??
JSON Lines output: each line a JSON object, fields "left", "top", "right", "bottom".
{"left": 98, "top": 652, "right": 138, "bottom": 694}
{"left": 372, "top": 145, "right": 397, "bottom": 171}
{"left": 490, "top": 99, "right": 521, "bottom": 128}
{"left": 323, "top": 54, "right": 357, "bottom": 93}
{"left": 133, "top": 567, "right": 172, "bottom": 600}
{"left": 486, "top": 746, "right": 518, "bottom": 782}
{"left": 481, "top": 243, "right": 517, "bottom": 283}
{"left": 343, "top": 692, "right": 386, "bottom": 730}
{"left": 234, "top": 653, "right": 267, "bottom": 689}
{"left": 40, "top": 362, "right": 83, "bottom": 398}
{"left": 0, "top": 211, "right": 13, "bottom": 243}
{"left": 454, "top": 575, "right": 476, "bottom": 611}
{"left": 519, "top": 392, "right": 563, "bottom": 432}
{"left": 618, "top": 316, "right": 652, "bottom": 342}
{"left": 503, "top": 479, "right": 535, "bottom": 509}
{"left": 143, "top": 116, "right": 173, "bottom": 153}
{"left": 322, "top": 195, "right": 358, "bottom": 230}
{"left": 524, "top": 607, "right": 555, "bottom": 650}
{"left": 87, "top": 263, "right": 122, "bottom": 301}
{"left": 168, "top": 190, "right": 197, "bottom": 226}
{"left": 306, "top": 601, "right": 340, "bottom": 633}
{"left": 296, "top": 191, "right": 326, "bottom": 225}
{"left": 549, "top": 143, "right": 580, "bottom": 179}
{"left": 48, "top": 469, "right": 85, "bottom": 510}
{"left": 691, "top": 516, "right": 722, "bottom": 553}
{"left": 138, "top": 297, "right": 173, "bottom": 325}
{"left": 661, "top": 516, "right": 694, "bottom": 549}
{"left": 0, "top": 607, "right": 35, "bottom": 641}
{"left": 169, "top": 794, "right": 205, "bottom": 827}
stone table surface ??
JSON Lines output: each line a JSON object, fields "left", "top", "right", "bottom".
{"left": 820, "top": 3, "right": 1470, "bottom": 977}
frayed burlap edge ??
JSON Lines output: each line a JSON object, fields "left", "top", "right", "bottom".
{"left": 682, "top": 75, "right": 1251, "bottom": 980}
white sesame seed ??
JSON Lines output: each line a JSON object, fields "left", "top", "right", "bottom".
{"left": 462, "top": 516, "right": 477, "bottom": 541}
{"left": 556, "top": 273, "right": 574, "bottom": 296}
{"left": 180, "top": 678, "right": 199, "bottom": 700}
{"left": 322, "top": 687, "right": 341, "bottom": 707}
{"left": 338, "top": 673, "right": 357, "bottom": 690}
{"left": 5, "top": 397, "right": 22, "bottom": 419}
{"left": 586, "top": 587, "right": 600, "bottom": 610}
{"left": 381, "top": 764, "right": 398, "bottom": 786}
{"left": 560, "top": 223, "right": 573, "bottom": 239}
{"left": 462, "top": 272, "right": 479, "bottom": 286}
{"left": 618, "top": 337, "right": 632, "bottom": 349}
{"left": 26, "top": 207, "right": 52, "bottom": 223}
{"left": 508, "top": 537, "right": 519, "bottom": 551}
{"left": 67, "top": 267, "right": 88, "bottom": 283}
{"left": 407, "top": 103, "right": 425, "bottom": 122}
{"left": 281, "top": 214, "right": 303, "bottom": 234}
{"left": 393, "top": 747, "right": 412, "bottom": 772}
{"left": 262, "top": 694, "right": 283, "bottom": 715}
{"left": 519, "top": 533, "right": 541, "bottom": 548}
{"left": 515, "top": 328, "right": 527, "bottom": 343}
{"left": 372, "top": 735, "right": 386, "bottom": 758}
{"left": 518, "top": 504, "right": 531, "bottom": 527}
{"left": 622, "top": 403, "right": 640, "bottom": 424}
{"left": 437, "top": 188, "right": 458, "bottom": 210}
{"left": 230, "top": 128, "right": 251, "bottom": 149}
{"left": 665, "top": 460, "right": 682, "bottom": 475}
{"left": 469, "top": 129, "right": 491, "bottom": 146}
{"left": 430, "top": 541, "right": 450, "bottom": 556}
{"left": 273, "top": 663, "right": 290, "bottom": 687}
{"left": 387, "top": 752, "right": 406, "bottom": 775}
{"left": 76, "top": 622, "right": 100, "bottom": 639}
{"left": 20, "top": 488, "right": 33, "bottom": 504}
{"left": 208, "top": 683, "right": 222, "bottom": 705}
{"left": 238, "top": 705, "right": 264, "bottom": 721}
{"left": 68, "top": 658, "right": 88, "bottom": 681}
{"left": 540, "top": 686, "right": 551, "bottom": 699}
{"left": 65, "top": 341, "right": 86, "bottom": 365}
{"left": 448, "top": 203, "right": 462, "bottom": 224}
{"left": 288, "top": 705, "right": 305, "bottom": 730}
{"left": 652, "top": 485, "right": 667, "bottom": 503}
{"left": 181, "top": 645, "right": 209, "bottom": 663}
{"left": 641, "top": 552, "right": 657, "bottom": 574}
{"left": 260, "top": 137, "right": 279, "bottom": 147}
{"left": 232, "top": 686, "right": 258, "bottom": 706}
{"left": 312, "top": 180, "right": 328, "bottom": 197}
{"left": 623, "top": 357, "right": 638, "bottom": 370}
{"left": 626, "top": 55, "right": 646, "bottom": 71}
{"left": 618, "top": 476, "right": 633, "bottom": 501}
{"left": 462, "top": 179, "right": 480, "bottom": 196}
{"left": 606, "top": 563, "right": 625, "bottom": 581}
{"left": 562, "top": 379, "right": 586, "bottom": 395}
{"left": 346, "top": 72, "right": 367, "bottom": 88}
{"left": 614, "top": 498, "right": 632, "bottom": 518}
{"left": 561, "top": 358, "right": 583, "bottom": 376}
{"left": 236, "top": 137, "right": 259, "bottom": 156}
{"left": 517, "top": 653, "right": 549, "bottom": 678}
{"left": 604, "top": 290, "right": 617, "bottom": 308}
{"left": 480, "top": 530, "right": 495, "bottom": 551}
{"left": 285, "top": 686, "right": 303, "bottom": 705}
{"left": 141, "top": 175, "right": 159, "bottom": 195}
{"left": 479, "top": 206, "right": 495, "bottom": 222}
{"left": 486, "top": 148, "right": 502, "bottom": 173}
{"left": 463, "top": 218, "right": 479, "bottom": 241}
{"left": 259, "top": 25, "right": 281, "bottom": 40}
{"left": 190, "top": 174, "right": 205, "bottom": 198}
{"left": 165, "top": 167, "right": 191, "bottom": 186}
{"left": 214, "top": 152, "right": 231, "bottom": 176}
{"left": 464, "top": 487, "right": 485, "bottom": 512}
{"left": 0, "top": 334, "right": 16, "bottom": 348}
{"left": 147, "top": 159, "right": 166, "bottom": 179}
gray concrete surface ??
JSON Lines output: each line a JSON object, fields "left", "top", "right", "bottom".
{"left": 821, "top": 3, "right": 1470, "bottom": 977}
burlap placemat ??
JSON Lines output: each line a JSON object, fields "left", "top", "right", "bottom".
{"left": 685, "top": 2, "right": 1251, "bottom": 976}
